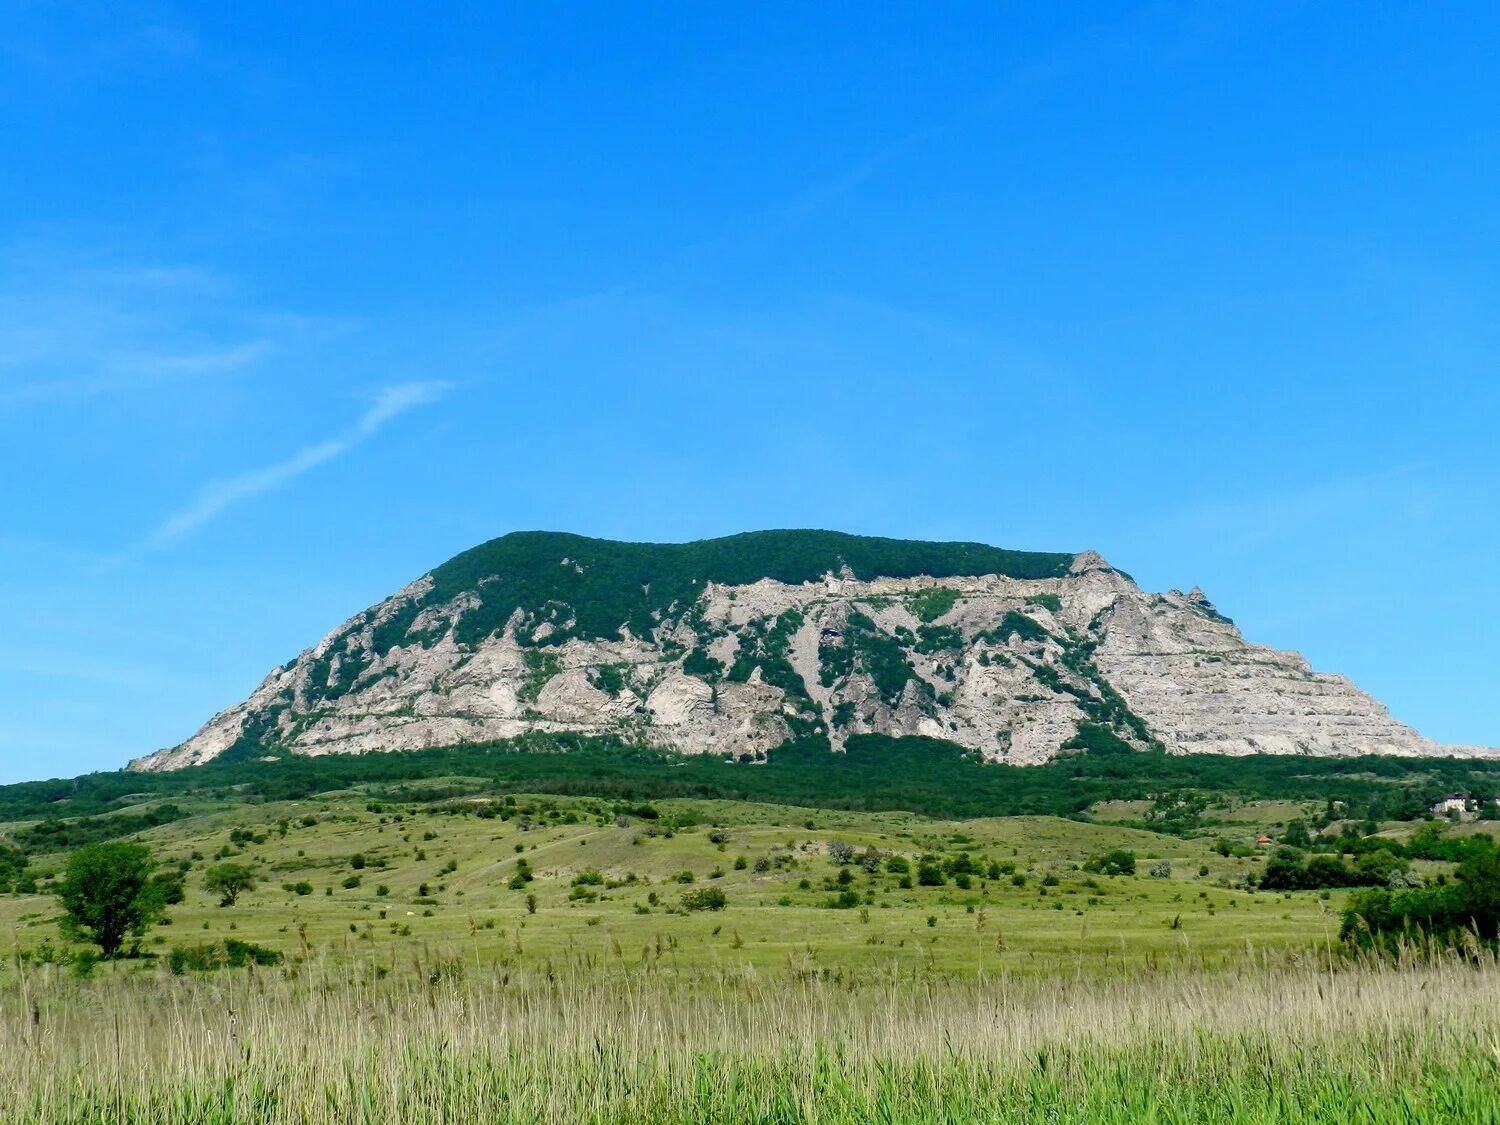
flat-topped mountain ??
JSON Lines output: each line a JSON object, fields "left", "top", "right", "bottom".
{"left": 131, "top": 530, "right": 1488, "bottom": 771}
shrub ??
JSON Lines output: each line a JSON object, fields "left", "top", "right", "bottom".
{"left": 826, "top": 840, "right": 855, "bottom": 865}
{"left": 681, "top": 887, "right": 727, "bottom": 911}
{"left": 0, "top": 845, "right": 29, "bottom": 894}
{"left": 1082, "top": 850, "right": 1137, "bottom": 877}
{"left": 910, "top": 587, "right": 961, "bottom": 623}
{"left": 917, "top": 859, "right": 945, "bottom": 886}
{"left": 169, "top": 939, "right": 283, "bottom": 974}
{"left": 509, "top": 858, "right": 534, "bottom": 890}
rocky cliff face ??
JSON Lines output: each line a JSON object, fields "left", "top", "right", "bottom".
{"left": 130, "top": 531, "right": 1482, "bottom": 771}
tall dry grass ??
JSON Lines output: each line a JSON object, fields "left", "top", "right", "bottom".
{"left": 4, "top": 947, "right": 1500, "bottom": 1122}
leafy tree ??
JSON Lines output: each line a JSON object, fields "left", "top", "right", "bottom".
{"left": 1343, "top": 847, "right": 1500, "bottom": 948}
{"left": 1259, "top": 847, "right": 1307, "bottom": 891}
{"left": 151, "top": 869, "right": 187, "bottom": 906}
{"left": 1304, "top": 855, "right": 1350, "bottom": 888}
{"left": 1457, "top": 847, "right": 1500, "bottom": 938}
{"left": 1282, "top": 819, "right": 1312, "bottom": 848}
{"left": 55, "top": 843, "right": 163, "bottom": 957}
{"left": 0, "top": 845, "right": 28, "bottom": 893}
{"left": 1352, "top": 849, "right": 1406, "bottom": 887}
{"left": 204, "top": 863, "right": 256, "bottom": 906}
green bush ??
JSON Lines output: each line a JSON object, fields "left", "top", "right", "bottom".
{"left": 1082, "top": 850, "right": 1136, "bottom": 877}
{"left": 917, "top": 858, "right": 945, "bottom": 886}
{"left": 681, "top": 887, "right": 727, "bottom": 911}
{"left": 1342, "top": 847, "right": 1500, "bottom": 947}
{"left": 910, "top": 588, "right": 961, "bottom": 623}
{"left": 169, "top": 938, "right": 283, "bottom": 974}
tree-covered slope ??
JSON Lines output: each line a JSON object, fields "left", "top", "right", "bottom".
{"left": 390, "top": 530, "right": 1075, "bottom": 650}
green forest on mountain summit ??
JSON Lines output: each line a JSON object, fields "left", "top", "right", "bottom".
{"left": 296, "top": 530, "right": 1079, "bottom": 707}
{"left": 364, "top": 530, "right": 1075, "bottom": 652}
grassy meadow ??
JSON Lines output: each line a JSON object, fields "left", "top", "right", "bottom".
{"left": 6, "top": 950, "right": 1500, "bottom": 1122}
{"left": 4, "top": 784, "right": 1499, "bottom": 1120}
{"left": 1, "top": 789, "right": 1349, "bottom": 975}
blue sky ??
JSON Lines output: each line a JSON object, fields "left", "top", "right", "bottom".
{"left": 2, "top": 3, "right": 1497, "bottom": 781}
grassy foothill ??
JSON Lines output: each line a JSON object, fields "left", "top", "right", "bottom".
{"left": 2, "top": 792, "right": 1351, "bottom": 976}
{"left": 4, "top": 784, "right": 1500, "bottom": 1121}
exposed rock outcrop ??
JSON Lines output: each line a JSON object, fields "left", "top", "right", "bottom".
{"left": 129, "top": 530, "right": 1490, "bottom": 771}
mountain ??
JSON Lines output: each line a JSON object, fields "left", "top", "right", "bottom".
{"left": 130, "top": 530, "right": 1489, "bottom": 772}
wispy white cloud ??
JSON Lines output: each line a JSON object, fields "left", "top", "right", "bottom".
{"left": 0, "top": 257, "right": 276, "bottom": 404}
{"left": 146, "top": 381, "right": 451, "bottom": 546}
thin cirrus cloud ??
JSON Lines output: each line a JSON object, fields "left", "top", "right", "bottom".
{"left": 146, "top": 381, "right": 450, "bottom": 548}
{"left": 0, "top": 258, "right": 278, "bottom": 403}
{"left": 0, "top": 340, "right": 274, "bottom": 404}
